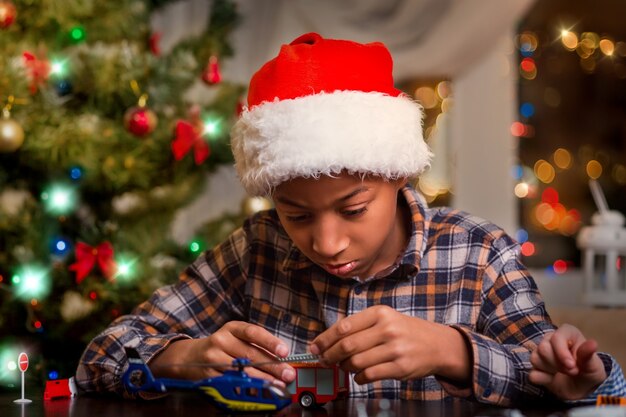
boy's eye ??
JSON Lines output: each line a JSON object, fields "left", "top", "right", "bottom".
{"left": 342, "top": 206, "right": 367, "bottom": 217}
{"left": 285, "top": 214, "right": 310, "bottom": 222}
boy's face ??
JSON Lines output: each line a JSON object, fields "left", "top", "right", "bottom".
{"left": 273, "top": 173, "right": 408, "bottom": 279}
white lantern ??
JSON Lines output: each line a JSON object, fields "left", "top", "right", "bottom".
{"left": 576, "top": 180, "right": 626, "bottom": 306}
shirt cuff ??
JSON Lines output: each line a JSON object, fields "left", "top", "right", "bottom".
{"left": 439, "top": 325, "right": 544, "bottom": 407}
{"left": 572, "top": 353, "right": 626, "bottom": 404}
{"left": 120, "top": 333, "right": 192, "bottom": 399}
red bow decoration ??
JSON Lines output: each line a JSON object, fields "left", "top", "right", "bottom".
{"left": 68, "top": 241, "right": 117, "bottom": 284}
{"left": 23, "top": 51, "right": 51, "bottom": 94}
{"left": 172, "top": 120, "right": 210, "bottom": 165}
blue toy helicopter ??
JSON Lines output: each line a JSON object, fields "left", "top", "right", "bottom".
{"left": 122, "top": 347, "right": 292, "bottom": 412}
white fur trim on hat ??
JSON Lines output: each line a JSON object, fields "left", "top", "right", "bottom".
{"left": 231, "top": 91, "right": 432, "bottom": 196}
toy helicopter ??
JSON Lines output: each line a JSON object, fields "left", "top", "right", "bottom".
{"left": 122, "top": 347, "right": 348, "bottom": 412}
{"left": 123, "top": 347, "right": 292, "bottom": 412}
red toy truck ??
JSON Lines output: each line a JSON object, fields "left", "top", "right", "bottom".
{"left": 286, "top": 362, "right": 349, "bottom": 408}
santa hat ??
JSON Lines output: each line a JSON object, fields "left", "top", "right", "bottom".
{"left": 231, "top": 32, "right": 432, "bottom": 196}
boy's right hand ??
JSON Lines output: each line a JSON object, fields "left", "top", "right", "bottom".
{"left": 148, "top": 321, "right": 295, "bottom": 384}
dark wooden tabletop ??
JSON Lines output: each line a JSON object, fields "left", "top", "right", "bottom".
{"left": 0, "top": 390, "right": 579, "bottom": 417}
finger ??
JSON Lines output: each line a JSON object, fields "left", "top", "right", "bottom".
{"left": 533, "top": 338, "right": 561, "bottom": 374}
{"left": 228, "top": 322, "right": 290, "bottom": 358}
{"left": 352, "top": 360, "right": 409, "bottom": 385}
{"left": 337, "top": 342, "right": 396, "bottom": 374}
{"left": 575, "top": 339, "right": 598, "bottom": 373}
{"left": 528, "top": 369, "right": 555, "bottom": 386}
{"left": 311, "top": 309, "right": 379, "bottom": 356}
{"left": 320, "top": 327, "right": 385, "bottom": 365}
{"left": 244, "top": 365, "right": 288, "bottom": 384}
{"left": 216, "top": 328, "right": 293, "bottom": 381}
{"left": 550, "top": 328, "right": 580, "bottom": 372}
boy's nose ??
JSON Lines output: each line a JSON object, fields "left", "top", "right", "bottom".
{"left": 311, "top": 217, "right": 348, "bottom": 258}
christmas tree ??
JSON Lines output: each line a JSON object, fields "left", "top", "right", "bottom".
{"left": 0, "top": 0, "right": 244, "bottom": 386}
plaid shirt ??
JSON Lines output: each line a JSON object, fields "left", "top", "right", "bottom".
{"left": 76, "top": 184, "right": 625, "bottom": 405}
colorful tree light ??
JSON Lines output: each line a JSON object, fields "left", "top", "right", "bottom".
{"left": 114, "top": 256, "right": 138, "bottom": 282}
{"left": 41, "top": 183, "right": 77, "bottom": 215}
{"left": 0, "top": 345, "right": 20, "bottom": 386}
{"left": 69, "top": 25, "right": 86, "bottom": 43}
{"left": 13, "top": 264, "right": 50, "bottom": 300}
{"left": 203, "top": 116, "right": 222, "bottom": 138}
{"left": 189, "top": 240, "right": 203, "bottom": 253}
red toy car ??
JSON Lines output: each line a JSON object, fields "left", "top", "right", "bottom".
{"left": 44, "top": 377, "right": 77, "bottom": 400}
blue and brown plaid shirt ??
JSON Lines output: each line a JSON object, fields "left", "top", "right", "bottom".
{"left": 76, "top": 184, "right": 625, "bottom": 405}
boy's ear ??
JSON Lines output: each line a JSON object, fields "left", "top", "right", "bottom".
{"left": 392, "top": 177, "right": 409, "bottom": 191}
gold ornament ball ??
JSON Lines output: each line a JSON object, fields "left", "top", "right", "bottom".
{"left": 241, "top": 196, "right": 273, "bottom": 215}
{"left": 0, "top": 117, "right": 24, "bottom": 153}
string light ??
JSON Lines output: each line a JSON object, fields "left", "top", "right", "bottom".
{"left": 12, "top": 264, "right": 50, "bottom": 301}
{"left": 203, "top": 116, "right": 222, "bottom": 138}
{"left": 0, "top": 345, "right": 20, "bottom": 386}
{"left": 49, "top": 59, "right": 68, "bottom": 77}
{"left": 41, "top": 183, "right": 78, "bottom": 215}
{"left": 189, "top": 240, "right": 203, "bottom": 253}
{"left": 69, "top": 25, "right": 86, "bottom": 43}
{"left": 114, "top": 255, "right": 138, "bottom": 282}
{"left": 69, "top": 166, "right": 83, "bottom": 181}
{"left": 51, "top": 237, "right": 72, "bottom": 257}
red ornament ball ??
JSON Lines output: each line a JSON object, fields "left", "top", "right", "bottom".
{"left": 124, "top": 106, "right": 157, "bottom": 137}
{"left": 201, "top": 56, "right": 222, "bottom": 85}
{"left": 0, "top": 1, "right": 16, "bottom": 29}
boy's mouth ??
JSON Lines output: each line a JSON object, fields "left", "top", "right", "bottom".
{"left": 324, "top": 261, "right": 357, "bottom": 276}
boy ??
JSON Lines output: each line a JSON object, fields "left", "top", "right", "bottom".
{"left": 76, "top": 32, "right": 625, "bottom": 406}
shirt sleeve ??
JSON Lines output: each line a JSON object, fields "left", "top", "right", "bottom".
{"left": 75, "top": 226, "right": 251, "bottom": 397}
{"left": 569, "top": 353, "right": 626, "bottom": 404}
{"left": 437, "top": 234, "right": 556, "bottom": 406}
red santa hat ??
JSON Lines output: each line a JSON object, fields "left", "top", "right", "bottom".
{"left": 231, "top": 32, "right": 431, "bottom": 196}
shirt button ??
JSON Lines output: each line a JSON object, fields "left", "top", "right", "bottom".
{"left": 482, "top": 387, "right": 492, "bottom": 397}
{"left": 354, "top": 286, "right": 363, "bottom": 295}
{"left": 282, "top": 314, "right": 292, "bottom": 324}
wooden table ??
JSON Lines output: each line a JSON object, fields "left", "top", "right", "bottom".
{"left": 0, "top": 390, "right": 575, "bottom": 417}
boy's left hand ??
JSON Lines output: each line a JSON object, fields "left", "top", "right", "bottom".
{"left": 529, "top": 323, "right": 607, "bottom": 400}
{"left": 309, "top": 305, "right": 470, "bottom": 384}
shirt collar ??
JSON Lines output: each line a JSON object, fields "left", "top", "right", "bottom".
{"left": 281, "top": 183, "right": 428, "bottom": 280}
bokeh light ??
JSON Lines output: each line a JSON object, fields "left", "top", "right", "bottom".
{"left": 203, "top": 116, "right": 223, "bottom": 138}
{"left": 541, "top": 187, "right": 559, "bottom": 204}
{"left": 114, "top": 255, "right": 138, "bottom": 282}
{"left": 521, "top": 241, "right": 535, "bottom": 256}
{"left": 553, "top": 259, "right": 568, "bottom": 274}
{"left": 436, "top": 81, "right": 452, "bottom": 100}
{"left": 599, "top": 38, "right": 615, "bottom": 56}
{"left": 561, "top": 30, "right": 578, "bottom": 51}
{"left": 586, "top": 160, "right": 603, "bottom": 179}
{"left": 0, "top": 345, "right": 20, "bottom": 386}
{"left": 13, "top": 264, "right": 50, "bottom": 301}
{"left": 414, "top": 86, "right": 438, "bottom": 109}
{"left": 613, "top": 164, "right": 626, "bottom": 185}
{"left": 41, "top": 183, "right": 78, "bottom": 215}
{"left": 514, "top": 182, "right": 529, "bottom": 198}
{"left": 520, "top": 102, "right": 535, "bottom": 118}
{"left": 553, "top": 148, "right": 572, "bottom": 169}
{"left": 516, "top": 229, "right": 529, "bottom": 243}
{"left": 534, "top": 160, "right": 556, "bottom": 183}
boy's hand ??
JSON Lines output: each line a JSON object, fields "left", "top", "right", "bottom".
{"left": 309, "top": 305, "right": 470, "bottom": 385}
{"left": 529, "top": 323, "right": 607, "bottom": 400}
{"left": 149, "top": 321, "right": 295, "bottom": 384}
